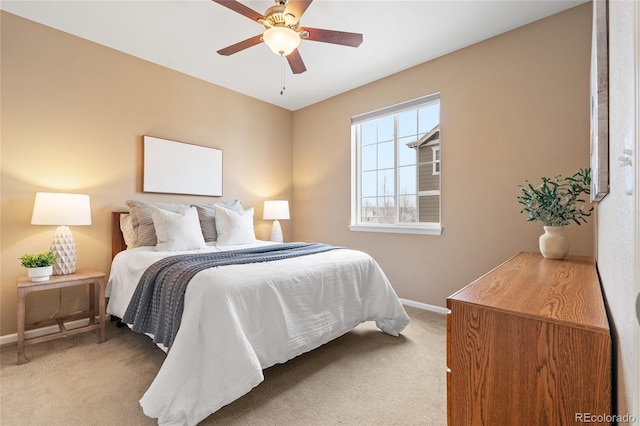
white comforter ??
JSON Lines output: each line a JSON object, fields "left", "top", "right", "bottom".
{"left": 106, "top": 241, "right": 409, "bottom": 426}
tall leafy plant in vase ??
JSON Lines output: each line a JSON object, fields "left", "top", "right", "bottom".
{"left": 517, "top": 168, "right": 593, "bottom": 259}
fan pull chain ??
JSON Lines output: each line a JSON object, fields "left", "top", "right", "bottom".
{"left": 280, "top": 55, "right": 286, "bottom": 95}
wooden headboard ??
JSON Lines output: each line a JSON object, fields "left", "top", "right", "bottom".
{"left": 111, "top": 211, "right": 128, "bottom": 259}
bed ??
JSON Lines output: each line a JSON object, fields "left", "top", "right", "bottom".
{"left": 106, "top": 200, "right": 410, "bottom": 426}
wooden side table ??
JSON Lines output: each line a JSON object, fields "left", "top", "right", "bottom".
{"left": 17, "top": 268, "right": 107, "bottom": 364}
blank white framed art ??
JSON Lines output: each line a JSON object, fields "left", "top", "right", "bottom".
{"left": 143, "top": 136, "right": 223, "bottom": 196}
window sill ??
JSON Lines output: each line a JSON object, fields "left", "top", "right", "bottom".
{"left": 349, "top": 224, "right": 442, "bottom": 236}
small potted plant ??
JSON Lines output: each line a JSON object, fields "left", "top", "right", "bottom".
{"left": 517, "top": 167, "right": 593, "bottom": 259}
{"left": 19, "top": 251, "right": 57, "bottom": 282}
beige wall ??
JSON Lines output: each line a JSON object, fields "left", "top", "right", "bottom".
{"left": 0, "top": 12, "right": 293, "bottom": 336}
{"left": 596, "top": 0, "right": 639, "bottom": 419}
{"left": 292, "top": 4, "right": 594, "bottom": 307}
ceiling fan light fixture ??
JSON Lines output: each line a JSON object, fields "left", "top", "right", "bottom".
{"left": 263, "top": 26, "right": 300, "bottom": 56}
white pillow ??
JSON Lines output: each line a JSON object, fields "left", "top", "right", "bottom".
{"left": 193, "top": 199, "right": 243, "bottom": 242}
{"left": 150, "top": 206, "right": 207, "bottom": 251}
{"left": 126, "top": 200, "right": 190, "bottom": 247}
{"left": 119, "top": 213, "right": 136, "bottom": 250}
{"left": 214, "top": 205, "right": 256, "bottom": 246}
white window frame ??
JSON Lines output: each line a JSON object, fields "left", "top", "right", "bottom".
{"left": 349, "top": 93, "right": 442, "bottom": 236}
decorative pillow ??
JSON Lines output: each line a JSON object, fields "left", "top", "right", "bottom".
{"left": 119, "top": 213, "right": 136, "bottom": 250}
{"left": 126, "top": 200, "right": 190, "bottom": 247}
{"left": 214, "top": 205, "right": 256, "bottom": 246}
{"left": 194, "top": 199, "right": 243, "bottom": 242}
{"left": 150, "top": 206, "right": 207, "bottom": 252}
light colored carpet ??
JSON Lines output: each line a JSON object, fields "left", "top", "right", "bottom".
{"left": 0, "top": 306, "right": 446, "bottom": 425}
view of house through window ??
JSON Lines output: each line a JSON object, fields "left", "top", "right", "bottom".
{"left": 350, "top": 93, "right": 441, "bottom": 234}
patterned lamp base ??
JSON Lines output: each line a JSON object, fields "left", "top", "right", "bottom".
{"left": 270, "top": 219, "right": 284, "bottom": 243}
{"left": 51, "top": 225, "right": 77, "bottom": 275}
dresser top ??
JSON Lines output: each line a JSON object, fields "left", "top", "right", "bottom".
{"left": 448, "top": 252, "right": 609, "bottom": 333}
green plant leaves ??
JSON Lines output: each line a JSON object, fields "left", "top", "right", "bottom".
{"left": 19, "top": 251, "right": 57, "bottom": 268}
{"left": 517, "top": 168, "right": 593, "bottom": 227}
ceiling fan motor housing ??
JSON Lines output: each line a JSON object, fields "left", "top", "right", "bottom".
{"left": 263, "top": 5, "right": 296, "bottom": 28}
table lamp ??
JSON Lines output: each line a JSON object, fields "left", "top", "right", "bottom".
{"left": 31, "top": 192, "right": 92, "bottom": 275}
{"left": 263, "top": 200, "right": 290, "bottom": 243}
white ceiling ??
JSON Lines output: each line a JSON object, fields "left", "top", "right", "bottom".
{"left": 1, "top": 0, "right": 587, "bottom": 111}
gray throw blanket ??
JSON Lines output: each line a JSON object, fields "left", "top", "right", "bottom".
{"left": 122, "top": 243, "right": 342, "bottom": 349}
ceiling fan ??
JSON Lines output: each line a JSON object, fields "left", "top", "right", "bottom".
{"left": 213, "top": 0, "right": 363, "bottom": 74}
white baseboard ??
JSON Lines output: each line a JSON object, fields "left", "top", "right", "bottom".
{"left": 400, "top": 298, "right": 449, "bottom": 314}
{"left": 0, "top": 317, "right": 106, "bottom": 347}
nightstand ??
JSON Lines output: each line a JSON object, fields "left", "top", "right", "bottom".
{"left": 16, "top": 268, "right": 107, "bottom": 364}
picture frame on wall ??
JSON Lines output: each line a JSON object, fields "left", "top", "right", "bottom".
{"left": 143, "top": 136, "right": 223, "bottom": 197}
{"left": 590, "top": 0, "right": 609, "bottom": 203}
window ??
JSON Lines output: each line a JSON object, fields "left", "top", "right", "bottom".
{"left": 432, "top": 146, "right": 440, "bottom": 175}
{"left": 350, "top": 93, "right": 441, "bottom": 235}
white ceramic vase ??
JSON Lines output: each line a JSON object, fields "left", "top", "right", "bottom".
{"left": 27, "top": 265, "right": 53, "bottom": 282}
{"left": 539, "top": 226, "right": 569, "bottom": 260}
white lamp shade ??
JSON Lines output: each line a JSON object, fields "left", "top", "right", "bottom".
{"left": 31, "top": 192, "right": 92, "bottom": 226}
{"left": 263, "top": 27, "right": 301, "bottom": 56}
{"left": 263, "top": 200, "right": 290, "bottom": 220}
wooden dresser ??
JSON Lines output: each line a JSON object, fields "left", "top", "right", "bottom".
{"left": 447, "top": 252, "right": 611, "bottom": 425}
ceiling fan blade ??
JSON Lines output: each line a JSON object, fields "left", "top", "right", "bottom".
{"left": 284, "top": 0, "right": 313, "bottom": 23}
{"left": 302, "top": 27, "right": 363, "bottom": 47}
{"left": 212, "top": 0, "right": 265, "bottom": 22}
{"left": 217, "top": 34, "right": 264, "bottom": 56}
{"left": 287, "top": 49, "right": 307, "bottom": 74}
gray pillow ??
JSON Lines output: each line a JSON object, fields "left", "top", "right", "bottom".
{"left": 193, "top": 199, "right": 243, "bottom": 242}
{"left": 126, "top": 200, "right": 190, "bottom": 247}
